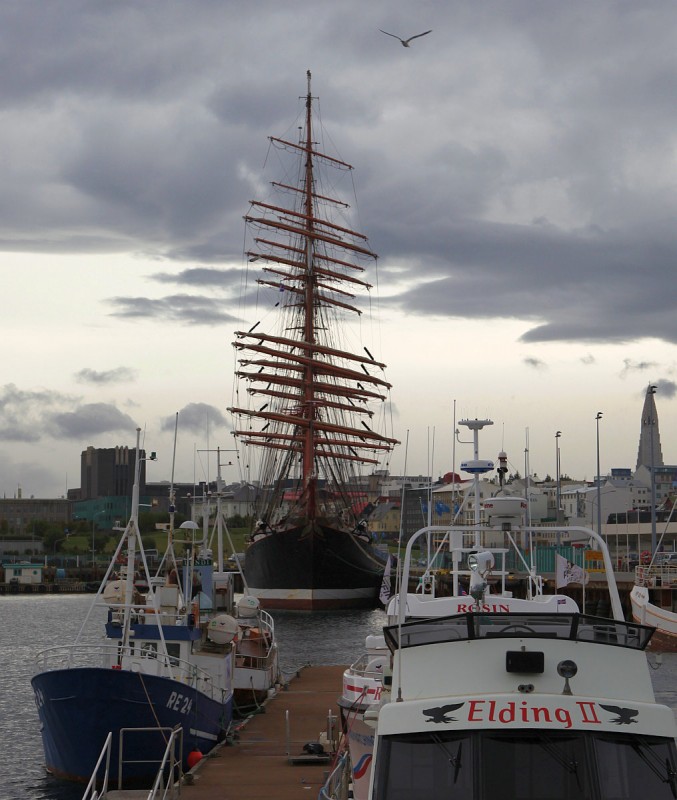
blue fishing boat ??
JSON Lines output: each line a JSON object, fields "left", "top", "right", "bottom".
{"left": 31, "top": 428, "right": 235, "bottom": 784}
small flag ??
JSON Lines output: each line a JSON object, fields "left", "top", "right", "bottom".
{"left": 379, "top": 554, "right": 396, "bottom": 606}
{"left": 555, "top": 553, "right": 589, "bottom": 588}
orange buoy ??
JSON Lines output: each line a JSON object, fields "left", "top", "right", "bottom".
{"left": 187, "top": 749, "right": 203, "bottom": 769}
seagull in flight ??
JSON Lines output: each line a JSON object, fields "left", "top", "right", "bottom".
{"left": 379, "top": 29, "right": 432, "bottom": 47}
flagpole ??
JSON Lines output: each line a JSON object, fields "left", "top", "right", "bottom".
{"left": 580, "top": 555, "right": 588, "bottom": 614}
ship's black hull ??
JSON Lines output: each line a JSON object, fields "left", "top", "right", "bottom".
{"left": 243, "top": 522, "right": 385, "bottom": 610}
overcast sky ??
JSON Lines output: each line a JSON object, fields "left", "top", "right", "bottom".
{"left": 3, "top": 0, "right": 677, "bottom": 499}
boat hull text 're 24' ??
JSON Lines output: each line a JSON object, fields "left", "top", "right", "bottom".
{"left": 229, "top": 72, "right": 397, "bottom": 611}
{"left": 32, "top": 665, "right": 231, "bottom": 783}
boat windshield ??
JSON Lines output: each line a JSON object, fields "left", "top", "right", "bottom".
{"left": 383, "top": 612, "right": 654, "bottom": 653}
{"left": 372, "top": 730, "right": 677, "bottom": 799}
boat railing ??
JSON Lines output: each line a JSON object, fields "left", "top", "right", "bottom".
{"left": 346, "top": 652, "right": 388, "bottom": 679}
{"left": 81, "top": 731, "right": 113, "bottom": 800}
{"left": 235, "top": 647, "right": 278, "bottom": 672}
{"left": 635, "top": 564, "right": 677, "bottom": 588}
{"left": 81, "top": 726, "right": 183, "bottom": 800}
{"left": 35, "top": 642, "right": 119, "bottom": 671}
{"left": 35, "top": 642, "right": 231, "bottom": 703}
{"left": 142, "top": 724, "right": 183, "bottom": 799}
{"left": 136, "top": 651, "right": 230, "bottom": 702}
{"left": 259, "top": 608, "right": 275, "bottom": 640}
{"left": 318, "top": 750, "right": 351, "bottom": 800}
{"left": 398, "top": 523, "right": 625, "bottom": 624}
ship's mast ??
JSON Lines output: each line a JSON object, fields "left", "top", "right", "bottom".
{"left": 229, "top": 74, "right": 399, "bottom": 525}
{"left": 302, "top": 70, "right": 317, "bottom": 517}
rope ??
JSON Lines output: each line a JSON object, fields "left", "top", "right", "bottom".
{"left": 137, "top": 671, "right": 170, "bottom": 746}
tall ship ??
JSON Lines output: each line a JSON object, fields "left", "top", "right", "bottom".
{"left": 228, "top": 72, "right": 398, "bottom": 610}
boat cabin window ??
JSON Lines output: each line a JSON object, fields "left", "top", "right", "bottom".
{"left": 140, "top": 642, "right": 158, "bottom": 658}
{"left": 595, "top": 734, "right": 677, "bottom": 799}
{"left": 372, "top": 730, "right": 677, "bottom": 799}
{"left": 165, "top": 642, "right": 181, "bottom": 666}
{"left": 373, "top": 731, "right": 473, "bottom": 800}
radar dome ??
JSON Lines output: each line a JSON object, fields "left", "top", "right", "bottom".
{"left": 207, "top": 614, "right": 239, "bottom": 645}
{"left": 237, "top": 595, "right": 260, "bottom": 619}
{"left": 103, "top": 580, "right": 124, "bottom": 605}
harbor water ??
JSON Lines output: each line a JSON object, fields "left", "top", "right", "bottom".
{"left": 3, "top": 593, "right": 677, "bottom": 799}
{"left": 0, "top": 594, "right": 386, "bottom": 799}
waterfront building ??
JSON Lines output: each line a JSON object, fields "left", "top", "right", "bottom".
{"left": 80, "top": 444, "right": 147, "bottom": 500}
{"left": 368, "top": 501, "right": 402, "bottom": 540}
{"left": 0, "top": 496, "right": 71, "bottom": 534}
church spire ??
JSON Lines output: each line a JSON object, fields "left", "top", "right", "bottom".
{"left": 636, "top": 384, "right": 664, "bottom": 471}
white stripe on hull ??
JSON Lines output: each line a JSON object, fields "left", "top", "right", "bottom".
{"left": 248, "top": 586, "right": 376, "bottom": 609}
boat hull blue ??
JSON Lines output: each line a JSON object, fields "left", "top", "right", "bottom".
{"left": 32, "top": 667, "right": 232, "bottom": 784}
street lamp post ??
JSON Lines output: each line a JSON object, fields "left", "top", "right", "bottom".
{"left": 555, "top": 431, "right": 562, "bottom": 523}
{"left": 53, "top": 533, "right": 71, "bottom": 564}
{"left": 555, "top": 431, "right": 562, "bottom": 541}
{"left": 596, "top": 412, "right": 603, "bottom": 541}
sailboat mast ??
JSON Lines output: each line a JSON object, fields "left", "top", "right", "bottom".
{"left": 302, "top": 69, "right": 317, "bottom": 516}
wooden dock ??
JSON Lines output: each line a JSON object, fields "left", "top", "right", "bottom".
{"left": 180, "top": 665, "right": 347, "bottom": 800}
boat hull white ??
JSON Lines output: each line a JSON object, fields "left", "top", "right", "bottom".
{"left": 630, "top": 584, "right": 677, "bottom": 651}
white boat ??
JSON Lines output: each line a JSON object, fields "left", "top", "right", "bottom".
{"left": 186, "top": 448, "right": 281, "bottom": 712}
{"left": 630, "top": 562, "right": 677, "bottom": 651}
{"left": 356, "top": 514, "right": 677, "bottom": 799}
{"left": 338, "top": 419, "right": 580, "bottom": 800}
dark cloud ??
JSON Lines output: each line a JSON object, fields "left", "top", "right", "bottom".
{"left": 580, "top": 355, "right": 595, "bottom": 365}
{"left": 107, "top": 294, "right": 240, "bottom": 325}
{"left": 524, "top": 357, "right": 547, "bottom": 371}
{"left": 2, "top": 2, "right": 677, "bottom": 346}
{"left": 150, "top": 267, "right": 243, "bottom": 288}
{"left": 74, "top": 367, "right": 137, "bottom": 385}
{"left": 0, "top": 384, "right": 78, "bottom": 442}
{"left": 48, "top": 403, "right": 137, "bottom": 439}
{"left": 0, "top": 384, "right": 137, "bottom": 444}
{"left": 653, "top": 379, "right": 677, "bottom": 400}
{"left": 162, "top": 403, "right": 229, "bottom": 435}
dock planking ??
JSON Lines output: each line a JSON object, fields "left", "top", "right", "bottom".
{"left": 180, "top": 665, "right": 347, "bottom": 800}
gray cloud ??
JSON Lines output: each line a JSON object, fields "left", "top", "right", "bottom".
{"left": 0, "top": 384, "right": 78, "bottom": 442}
{"left": 150, "top": 267, "right": 243, "bottom": 288}
{"left": 48, "top": 403, "right": 138, "bottom": 439}
{"left": 75, "top": 367, "right": 137, "bottom": 385}
{"left": 621, "top": 359, "right": 658, "bottom": 377}
{"left": 524, "top": 357, "right": 547, "bottom": 371}
{"left": 2, "top": 1, "right": 677, "bottom": 347}
{"left": 107, "top": 294, "right": 240, "bottom": 325}
{"left": 162, "top": 403, "right": 229, "bottom": 435}
{"left": 0, "top": 384, "right": 137, "bottom": 442}
{"left": 653, "top": 379, "right": 677, "bottom": 400}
